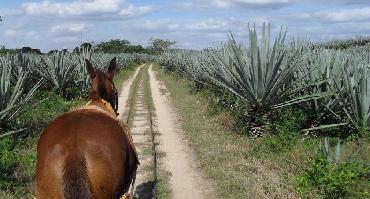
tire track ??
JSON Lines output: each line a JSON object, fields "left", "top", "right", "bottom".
{"left": 118, "top": 63, "right": 215, "bottom": 199}
{"left": 148, "top": 64, "right": 216, "bottom": 199}
{"left": 117, "top": 64, "right": 144, "bottom": 118}
{"left": 118, "top": 64, "right": 157, "bottom": 198}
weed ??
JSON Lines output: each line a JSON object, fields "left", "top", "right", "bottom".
{"left": 297, "top": 156, "right": 369, "bottom": 198}
{"left": 0, "top": 91, "right": 84, "bottom": 197}
{"left": 297, "top": 138, "right": 370, "bottom": 198}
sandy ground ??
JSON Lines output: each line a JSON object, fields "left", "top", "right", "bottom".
{"left": 118, "top": 64, "right": 154, "bottom": 198}
{"left": 117, "top": 63, "right": 216, "bottom": 199}
{"left": 148, "top": 64, "right": 216, "bottom": 199}
{"left": 130, "top": 80, "right": 154, "bottom": 199}
{"left": 117, "top": 64, "right": 144, "bottom": 119}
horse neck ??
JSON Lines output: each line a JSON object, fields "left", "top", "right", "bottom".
{"left": 88, "top": 74, "right": 117, "bottom": 116}
{"left": 85, "top": 99, "right": 116, "bottom": 117}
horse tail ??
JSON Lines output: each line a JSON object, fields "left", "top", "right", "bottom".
{"left": 63, "top": 153, "right": 94, "bottom": 199}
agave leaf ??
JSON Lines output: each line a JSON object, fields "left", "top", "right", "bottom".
{"left": 335, "top": 138, "right": 342, "bottom": 163}
{"left": 324, "top": 137, "right": 331, "bottom": 161}
{"left": 0, "top": 56, "right": 40, "bottom": 133}
{"left": 301, "top": 123, "right": 348, "bottom": 132}
{"left": 0, "top": 128, "right": 27, "bottom": 139}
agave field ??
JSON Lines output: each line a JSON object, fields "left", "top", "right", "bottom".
{"left": 160, "top": 23, "right": 370, "bottom": 136}
{"left": 158, "top": 24, "right": 370, "bottom": 198}
{"left": 0, "top": 49, "right": 155, "bottom": 135}
{"left": 0, "top": 23, "right": 369, "bottom": 198}
{"left": 0, "top": 49, "right": 156, "bottom": 197}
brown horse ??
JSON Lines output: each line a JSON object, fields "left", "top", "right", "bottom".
{"left": 35, "top": 58, "right": 139, "bottom": 199}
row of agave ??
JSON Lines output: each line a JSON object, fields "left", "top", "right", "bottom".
{"left": 314, "top": 36, "right": 370, "bottom": 50}
{"left": 159, "top": 23, "right": 370, "bottom": 136}
{"left": 0, "top": 48, "right": 156, "bottom": 137}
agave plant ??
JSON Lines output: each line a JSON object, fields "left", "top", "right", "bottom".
{"left": 0, "top": 57, "right": 41, "bottom": 137}
{"left": 336, "top": 59, "right": 370, "bottom": 134}
{"left": 7, "top": 53, "right": 43, "bottom": 91}
{"left": 202, "top": 23, "right": 325, "bottom": 115}
{"left": 76, "top": 46, "right": 94, "bottom": 94}
{"left": 159, "top": 49, "right": 210, "bottom": 85}
{"left": 116, "top": 53, "right": 134, "bottom": 69}
{"left": 300, "top": 49, "right": 345, "bottom": 114}
{"left": 179, "top": 51, "right": 209, "bottom": 83}
{"left": 318, "top": 137, "right": 344, "bottom": 163}
{"left": 34, "top": 51, "right": 77, "bottom": 96}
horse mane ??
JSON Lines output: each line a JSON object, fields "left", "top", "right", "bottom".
{"left": 89, "top": 70, "right": 107, "bottom": 102}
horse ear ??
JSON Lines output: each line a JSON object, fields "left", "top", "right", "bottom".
{"left": 107, "top": 57, "right": 117, "bottom": 77}
{"left": 85, "top": 59, "right": 95, "bottom": 78}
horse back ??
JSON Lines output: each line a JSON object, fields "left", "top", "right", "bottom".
{"left": 36, "top": 109, "right": 138, "bottom": 199}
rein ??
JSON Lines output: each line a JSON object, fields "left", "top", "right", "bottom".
{"left": 113, "top": 86, "right": 119, "bottom": 115}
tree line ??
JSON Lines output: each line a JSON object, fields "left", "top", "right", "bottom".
{"left": 0, "top": 38, "right": 176, "bottom": 55}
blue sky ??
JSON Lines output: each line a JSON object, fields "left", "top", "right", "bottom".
{"left": 1, "top": 0, "right": 370, "bottom": 52}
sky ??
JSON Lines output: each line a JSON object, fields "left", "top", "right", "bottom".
{"left": 0, "top": 0, "right": 370, "bottom": 52}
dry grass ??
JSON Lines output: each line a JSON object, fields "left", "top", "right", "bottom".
{"left": 154, "top": 64, "right": 370, "bottom": 198}
{"left": 153, "top": 64, "right": 316, "bottom": 199}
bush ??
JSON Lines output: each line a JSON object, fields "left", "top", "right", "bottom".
{"left": 14, "top": 91, "right": 84, "bottom": 131}
{"left": 251, "top": 107, "right": 308, "bottom": 154}
{"left": 0, "top": 138, "right": 18, "bottom": 188}
{"left": 0, "top": 136, "right": 37, "bottom": 197}
{"left": 297, "top": 155, "right": 369, "bottom": 198}
{"left": 0, "top": 91, "right": 85, "bottom": 196}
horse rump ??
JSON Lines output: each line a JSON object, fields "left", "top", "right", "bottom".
{"left": 63, "top": 153, "right": 94, "bottom": 199}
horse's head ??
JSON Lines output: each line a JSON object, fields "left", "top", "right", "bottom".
{"left": 86, "top": 57, "right": 119, "bottom": 115}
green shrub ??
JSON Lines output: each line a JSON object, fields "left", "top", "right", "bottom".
{"left": 14, "top": 91, "right": 84, "bottom": 132}
{"left": 297, "top": 156, "right": 369, "bottom": 198}
{"left": 251, "top": 107, "right": 308, "bottom": 155}
{"left": 0, "top": 136, "right": 37, "bottom": 196}
{"left": 0, "top": 138, "right": 18, "bottom": 187}
{"left": 0, "top": 91, "right": 85, "bottom": 196}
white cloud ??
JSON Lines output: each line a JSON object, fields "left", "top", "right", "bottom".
{"left": 182, "top": 0, "right": 291, "bottom": 9}
{"left": 51, "top": 23, "right": 90, "bottom": 33}
{"left": 129, "top": 19, "right": 177, "bottom": 32}
{"left": 21, "top": 0, "right": 122, "bottom": 16}
{"left": 216, "top": 0, "right": 290, "bottom": 8}
{"left": 4, "top": 29, "right": 20, "bottom": 37}
{"left": 307, "top": 0, "right": 370, "bottom": 5}
{"left": 184, "top": 19, "right": 230, "bottom": 30}
{"left": 1, "top": 0, "right": 370, "bottom": 51}
{"left": 120, "top": 5, "right": 154, "bottom": 17}
{"left": 7, "top": 0, "right": 154, "bottom": 19}
{"left": 130, "top": 18, "right": 231, "bottom": 32}
{"left": 4, "top": 29, "right": 39, "bottom": 40}
{"left": 312, "top": 7, "right": 370, "bottom": 22}
{"left": 26, "top": 31, "right": 40, "bottom": 40}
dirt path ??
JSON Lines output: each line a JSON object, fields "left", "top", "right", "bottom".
{"left": 117, "top": 64, "right": 144, "bottom": 118}
{"left": 117, "top": 63, "right": 216, "bottom": 198}
{"left": 118, "top": 64, "right": 155, "bottom": 198}
{"left": 130, "top": 79, "right": 155, "bottom": 198}
{"left": 148, "top": 64, "right": 216, "bottom": 199}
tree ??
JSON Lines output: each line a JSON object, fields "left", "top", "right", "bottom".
{"left": 80, "top": 42, "right": 93, "bottom": 50}
{"left": 149, "top": 38, "right": 176, "bottom": 53}
{"left": 21, "top": 47, "right": 41, "bottom": 54}
{"left": 125, "top": 44, "right": 147, "bottom": 53}
{"left": 48, "top": 50, "right": 58, "bottom": 54}
{"left": 94, "top": 39, "right": 131, "bottom": 53}
{"left": 72, "top": 47, "right": 80, "bottom": 54}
